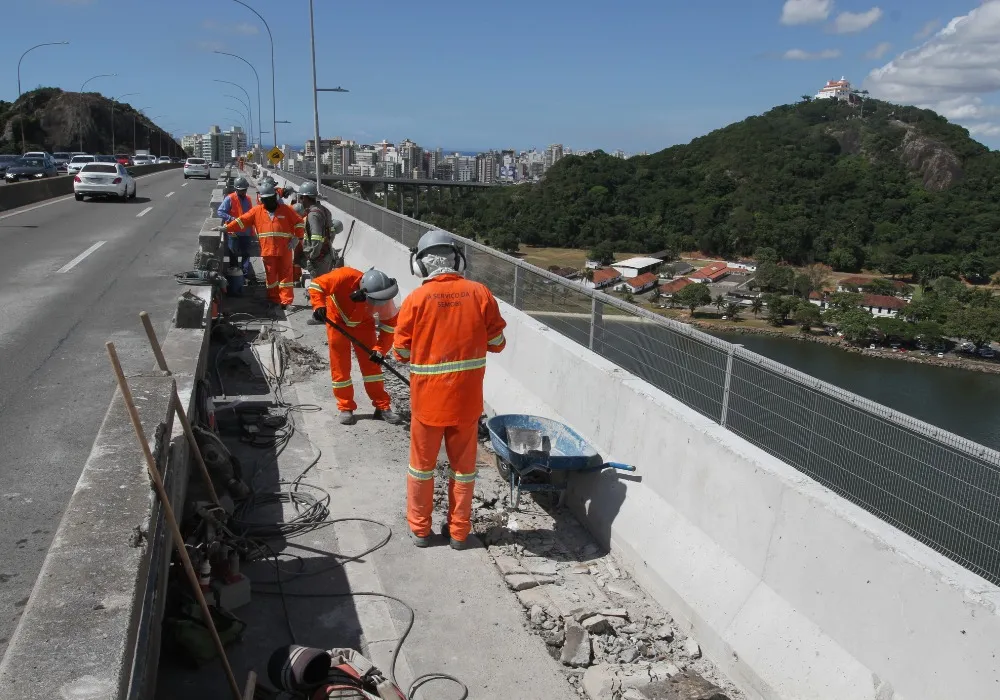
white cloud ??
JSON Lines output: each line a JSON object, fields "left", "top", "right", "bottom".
{"left": 783, "top": 48, "right": 842, "bottom": 60}
{"left": 233, "top": 23, "right": 259, "bottom": 36}
{"left": 865, "top": 41, "right": 892, "bottom": 59}
{"left": 968, "top": 122, "right": 1000, "bottom": 137}
{"left": 196, "top": 40, "right": 225, "bottom": 52}
{"left": 832, "top": 7, "right": 883, "bottom": 33}
{"left": 866, "top": 1, "right": 1000, "bottom": 141}
{"left": 781, "top": 0, "right": 832, "bottom": 25}
{"left": 914, "top": 18, "right": 940, "bottom": 40}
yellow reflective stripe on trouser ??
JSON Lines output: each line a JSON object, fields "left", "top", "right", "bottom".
{"left": 393, "top": 346, "right": 410, "bottom": 359}
{"left": 487, "top": 332, "right": 505, "bottom": 346}
{"left": 408, "top": 465, "right": 435, "bottom": 481}
{"left": 266, "top": 280, "right": 279, "bottom": 289}
{"left": 279, "top": 281, "right": 295, "bottom": 288}
{"left": 409, "top": 357, "right": 487, "bottom": 376}
{"left": 308, "top": 235, "right": 325, "bottom": 242}
{"left": 449, "top": 469, "right": 477, "bottom": 483}
{"left": 332, "top": 379, "right": 353, "bottom": 389}
{"left": 362, "top": 374, "right": 383, "bottom": 383}
{"left": 379, "top": 323, "right": 394, "bottom": 333}
{"left": 330, "top": 294, "right": 360, "bottom": 326}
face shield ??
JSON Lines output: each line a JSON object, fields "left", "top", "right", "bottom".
{"left": 367, "top": 296, "right": 399, "bottom": 321}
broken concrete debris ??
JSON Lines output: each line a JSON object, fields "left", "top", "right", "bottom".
{"left": 561, "top": 621, "right": 592, "bottom": 667}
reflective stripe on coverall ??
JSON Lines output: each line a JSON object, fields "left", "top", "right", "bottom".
{"left": 307, "top": 267, "right": 397, "bottom": 412}
{"left": 392, "top": 273, "right": 507, "bottom": 541}
{"left": 225, "top": 202, "right": 304, "bottom": 305}
{"left": 303, "top": 203, "right": 334, "bottom": 277}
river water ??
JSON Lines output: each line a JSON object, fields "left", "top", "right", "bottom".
{"left": 711, "top": 331, "right": 1000, "bottom": 451}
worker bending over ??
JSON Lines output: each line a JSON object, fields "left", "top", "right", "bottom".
{"left": 217, "top": 176, "right": 256, "bottom": 282}
{"left": 393, "top": 230, "right": 507, "bottom": 549}
{"left": 223, "top": 181, "right": 303, "bottom": 311}
{"left": 309, "top": 267, "right": 405, "bottom": 426}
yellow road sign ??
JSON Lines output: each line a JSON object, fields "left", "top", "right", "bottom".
{"left": 267, "top": 147, "right": 285, "bottom": 165}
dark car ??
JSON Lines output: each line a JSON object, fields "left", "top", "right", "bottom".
{"left": 4, "top": 156, "right": 58, "bottom": 183}
{"left": 52, "top": 152, "right": 72, "bottom": 173}
{"left": 95, "top": 155, "right": 117, "bottom": 163}
{"left": 0, "top": 154, "right": 19, "bottom": 177}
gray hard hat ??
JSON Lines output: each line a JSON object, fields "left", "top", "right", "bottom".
{"left": 298, "top": 181, "right": 320, "bottom": 198}
{"left": 359, "top": 268, "right": 399, "bottom": 302}
{"left": 234, "top": 176, "right": 249, "bottom": 191}
{"left": 258, "top": 181, "right": 277, "bottom": 199}
{"left": 261, "top": 175, "right": 276, "bottom": 188}
{"left": 415, "top": 229, "right": 460, "bottom": 259}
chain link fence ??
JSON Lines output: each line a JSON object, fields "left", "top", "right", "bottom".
{"left": 278, "top": 170, "right": 1000, "bottom": 585}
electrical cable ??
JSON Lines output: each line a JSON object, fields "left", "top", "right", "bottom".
{"left": 206, "top": 308, "right": 468, "bottom": 699}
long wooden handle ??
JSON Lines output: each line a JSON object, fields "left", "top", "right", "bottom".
{"left": 139, "top": 311, "right": 222, "bottom": 507}
{"left": 106, "top": 342, "right": 242, "bottom": 700}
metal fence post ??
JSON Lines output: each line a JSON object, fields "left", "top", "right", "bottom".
{"left": 720, "top": 344, "right": 739, "bottom": 427}
{"left": 513, "top": 265, "right": 523, "bottom": 310}
{"left": 589, "top": 296, "right": 603, "bottom": 351}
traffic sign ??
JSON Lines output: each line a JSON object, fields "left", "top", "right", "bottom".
{"left": 267, "top": 147, "right": 285, "bottom": 165}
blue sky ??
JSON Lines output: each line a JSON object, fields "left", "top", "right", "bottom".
{"left": 4, "top": 0, "right": 999, "bottom": 152}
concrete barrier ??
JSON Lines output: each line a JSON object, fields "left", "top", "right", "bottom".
{"left": 270, "top": 171, "right": 1000, "bottom": 700}
{"left": 0, "top": 234, "right": 215, "bottom": 699}
{"left": 0, "top": 163, "right": 182, "bottom": 213}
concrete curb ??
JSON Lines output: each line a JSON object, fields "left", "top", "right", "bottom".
{"left": 0, "top": 163, "right": 181, "bottom": 213}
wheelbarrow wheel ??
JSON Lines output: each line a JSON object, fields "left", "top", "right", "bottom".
{"left": 495, "top": 453, "right": 511, "bottom": 481}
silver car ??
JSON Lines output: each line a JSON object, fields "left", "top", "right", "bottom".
{"left": 67, "top": 155, "right": 96, "bottom": 175}
{"left": 74, "top": 162, "right": 137, "bottom": 201}
{"left": 183, "top": 157, "right": 211, "bottom": 179}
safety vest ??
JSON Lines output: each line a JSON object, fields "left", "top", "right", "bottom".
{"left": 307, "top": 267, "right": 397, "bottom": 353}
{"left": 224, "top": 202, "right": 304, "bottom": 257}
{"left": 225, "top": 192, "right": 253, "bottom": 236}
{"left": 393, "top": 273, "right": 506, "bottom": 426}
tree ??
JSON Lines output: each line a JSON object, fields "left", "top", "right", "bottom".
{"left": 754, "top": 247, "right": 779, "bottom": 265}
{"left": 762, "top": 293, "right": 799, "bottom": 326}
{"left": 838, "top": 308, "right": 876, "bottom": 344}
{"left": 491, "top": 231, "right": 520, "bottom": 254}
{"left": 961, "top": 252, "right": 990, "bottom": 283}
{"left": 622, "top": 289, "right": 634, "bottom": 303}
{"left": 750, "top": 297, "right": 763, "bottom": 318}
{"left": 589, "top": 242, "right": 615, "bottom": 266}
{"left": 725, "top": 301, "right": 741, "bottom": 320}
{"left": 714, "top": 294, "right": 727, "bottom": 312}
{"left": 676, "top": 283, "right": 712, "bottom": 316}
{"left": 648, "top": 287, "right": 662, "bottom": 304}
{"left": 793, "top": 303, "right": 822, "bottom": 332}
{"left": 864, "top": 279, "right": 897, "bottom": 297}
{"left": 827, "top": 247, "right": 859, "bottom": 272}
{"left": 753, "top": 262, "right": 794, "bottom": 293}
{"left": 947, "top": 306, "right": 1000, "bottom": 348}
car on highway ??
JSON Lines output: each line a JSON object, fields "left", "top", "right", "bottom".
{"left": 0, "top": 154, "right": 19, "bottom": 177}
{"left": 132, "top": 154, "right": 155, "bottom": 166}
{"left": 52, "top": 152, "right": 72, "bottom": 173}
{"left": 183, "top": 157, "right": 211, "bottom": 179}
{"left": 4, "top": 156, "right": 58, "bottom": 183}
{"left": 115, "top": 154, "right": 133, "bottom": 166}
{"left": 96, "top": 155, "right": 117, "bottom": 163}
{"left": 210, "top": 161, "right": 221, "bottom": 168}
{"left": 157, "top": 156, "right": 171, "bottom": 164}
{"left": 67, "top": 154, "right": 95, "bottom": 174}
{"left": 22, "top": 151, "right": 51, "bottom": 160}
{"left": 73, "top": 162, "right": 136, "bottom": 201}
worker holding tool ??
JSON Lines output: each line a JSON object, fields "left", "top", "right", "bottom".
{"left": 393, "top": 230, "right": 507, "bottom": 550}
{"left": 221, "top": 181, "right": 304, "bottom": 312}
{"left": 296, "top": 181, "right": 343, "bottom": 283}
{"left": 217, "top": 176, "right": 256, "bottom": 282}
{"left": 308, "top": 267, "right": 405, "bottom": 426}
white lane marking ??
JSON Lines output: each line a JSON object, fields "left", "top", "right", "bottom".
{"left": 136, "top": 206, "right": 153, "bottom": 218}
{"left": 165, "top": 191, "right": 175, "bottom": 198}
{"left": 0, "top": 195, "right": 75, "bottom": 221}
{"left": 57, "top": 241, "right": 106, "bottom": 273}
{"left": 182, "top": 182, "right": 188, "bottom": 187}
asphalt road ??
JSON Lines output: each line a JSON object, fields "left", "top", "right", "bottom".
{"left": 0, "top": 170, "right": 217, "bottom": 657}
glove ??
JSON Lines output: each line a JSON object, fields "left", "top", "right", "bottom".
{"left": 287, "top": 236, "right": 299, "bottom": 251}
{"left": 312, "top": 307, "right": 327, "bottom": 323}
{"left": 217, "top": 225, "right": 228, "bottom": 232}
{"left": 369, "top": 351, "right": 384, "bottom": 365}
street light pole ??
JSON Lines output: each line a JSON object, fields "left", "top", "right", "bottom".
{"left": 213, "top": 79, "right": 255, "bottom": 154}
{"left": 17, "top": 41, "right": 69, "bottom": 152}
{"left": 146, "top": 115, "right": 165, "bottom": 152}
{"left": 111, "top": 92, "right": 139, "bottom": 156}
{"left": 231, "top": 0, "right": 276, "bottom": 149}
{"left": 79, "top": 73, "right": 116, "bottom": 152}
{"left": 309, "top": 0, "right": 349, "bottom": 191}
{"left": 214, "top": 51, "right": 263, "bottom": 165}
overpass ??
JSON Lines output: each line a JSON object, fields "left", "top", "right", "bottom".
{"left": 312, "top": 173, "right": 495, "bottom": 218}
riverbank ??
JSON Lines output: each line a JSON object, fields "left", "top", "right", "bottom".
{"left": 678, "top": 317, "right": 1000, "bottom": 375}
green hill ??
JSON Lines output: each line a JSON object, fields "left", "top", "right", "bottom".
{"left": 420, "top": 98, "right": 1000, "bottom": 280}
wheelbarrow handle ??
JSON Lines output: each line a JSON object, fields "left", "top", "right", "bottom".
{"left": 605, "top": 461, "right": 636, "bottom": 472}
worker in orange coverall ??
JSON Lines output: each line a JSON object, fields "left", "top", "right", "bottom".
{"left": 223, "top": 181, "right": 303, "bottom": 310}
{"left": 392, "top": 230, "right": 507, "bottom": 550}
{"left": 308, "top": 267, "right": 405, "bottom": 426}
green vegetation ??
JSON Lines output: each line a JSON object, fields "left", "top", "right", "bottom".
{"left": 420, "top": 98, "right": 1000, "bottom": 280}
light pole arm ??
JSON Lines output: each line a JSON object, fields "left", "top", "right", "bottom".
{"left": 18, "top": 42, "right": 69, "bottom": 96}
{"left": 231, "top": 0, "right": 276, "bottom": 148}
{"left": 81, "top": 73, "right": 117, "bottom": 91}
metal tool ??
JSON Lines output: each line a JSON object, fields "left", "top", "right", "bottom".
{"left": 321, "top": 316, "right": 410, "bottom": 387}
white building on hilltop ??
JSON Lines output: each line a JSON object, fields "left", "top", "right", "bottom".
{"left": 815, "top": 77, "right": 852, "bottom": 101}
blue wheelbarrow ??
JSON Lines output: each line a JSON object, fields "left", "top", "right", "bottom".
{"left": 486, "top": 414, "right": 636, "bottom": 511}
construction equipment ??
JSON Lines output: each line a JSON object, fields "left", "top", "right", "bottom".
{"left": 321, "top": 316, "right": 410, "bottom": 387}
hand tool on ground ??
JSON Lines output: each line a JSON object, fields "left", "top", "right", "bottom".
{"left": 139, "top": 311, "right": 222, "bottom": 508}
{"left": 105, "top": 342, "right": 243, "bottom": 700}
{"left": 321, "top": 316, "right": 410, "bottom": 387}
{"left": 334, "top": 220, "right": 355, "bottom": 263}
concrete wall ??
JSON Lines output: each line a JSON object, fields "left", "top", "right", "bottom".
{"left": 271, "top": 172, "right": 1000, "bottom": 700}
{"left": 0, "top": 163, "right": 181, "bottom": 213}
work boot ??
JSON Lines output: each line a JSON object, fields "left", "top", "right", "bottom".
{"left": 410, "top": 531, "right": 431, "bottom": 548}
{"left": 339, "top": 410, "right": 356, "bottom": 425}
{"left": 450, "top": 537, "right": 472, "bottom": 551}
{"left": 306, "top": 315, "right": 322, "bottom": 325}
{"left": 374, "top": 408, "right": 404, "bottom": 425}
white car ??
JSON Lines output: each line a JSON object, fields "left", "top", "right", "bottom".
{"left": 183, "top": 157, "right": 211, "bottom": 179}
{"left": 157, "top": 156, "right": 171, "bottom": 164}
{"left": 67, "top": 154, "right": 95, "bottom": 175}
{"left": 133, "top": 155, "right": 155, "bottom": 166}
{"left": 74, "top": 162, "right": 136, "bottom": 201}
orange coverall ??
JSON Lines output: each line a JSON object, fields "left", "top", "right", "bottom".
{"left": 308, "top": 267, "right": 397, "bottom": 413}
{"left": 392, "top": 273, "right": 507, "bottom": 542}
{"left": 225, "top": 202, "right": 304, "bottom": 305}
